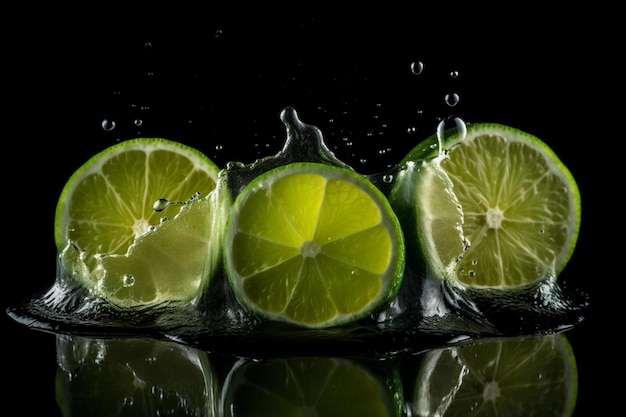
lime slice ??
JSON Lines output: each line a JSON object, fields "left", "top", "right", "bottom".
{"left": 411, "top": 333, "right": 578, "bottom": 417}
{"left": 391, "top": 123, "right": 581, "bottom": 288}
{"left": 224, "top": 162, "right": 405, "bottom": 328}
{"left": 222, "top": 356, "right": 403, "bottom": 417}
{"left": 55, "top": 138, "right": 222, "bottom": 306}
{"left": 55, "top": 335, "right": 219, "bottom": 416}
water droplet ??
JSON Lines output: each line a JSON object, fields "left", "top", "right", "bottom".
{"left": 101, "top": 119, "right": 116, "bottom": 131}
{"left": 215, "top": 144, "right": 224, "bottom": 151}
{"left": 445, "top": 92, "right": 460, "bottom": 107}
{"left": 153, "top": 198, "right": 169, "bottom": 212}
{"left": 450, "top": 70, "right": 459, "bottom": 79}
{"left": 215, "top": 29, "right": 223, "bottom": 38}
{"left": 122, "top": 274, "right": 135, "bottom": 287}
{"left": 134, "top": 119, "right": 143, "bottom": 126}
{"left": 382, "top": 174, "right": 394, "bottom": 183}
{"left": 410, "top": 60, "right": 424, "bottom": 75}
{"left": 436, "top": 116, "right": 467, "bottom": 154}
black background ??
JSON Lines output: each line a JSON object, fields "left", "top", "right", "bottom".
{"left": 3, "top": 6, "right": 616, "bottom": 416}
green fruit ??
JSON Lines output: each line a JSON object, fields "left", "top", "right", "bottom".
{"left": 55, "top": 138, "right": 222, "bottom": 306}
{"left": 225, "top": 162, "right": 405, "bottom": 328}
{"left": 390, "top": 123, "right": 581, "bottom": 288}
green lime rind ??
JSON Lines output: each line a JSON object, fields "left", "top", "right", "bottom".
{"left": 224, "top": 161, "right": 405, "bottom": 328}
{"left": 390, "top": 122, "right": 581, "bottom": 288}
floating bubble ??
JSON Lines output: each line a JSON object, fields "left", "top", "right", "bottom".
{"left": 445, "top": 92, "right": 460, "bottom": 107}
{"left": 101, "top": 119, "right": 116, "bottom": 131}
{"left": 410, "top": 60, "right": 424, "bottom": 75}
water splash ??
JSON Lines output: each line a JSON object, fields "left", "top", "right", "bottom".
{"left": 6, "top": 107, "right": 588, "bottom": 356}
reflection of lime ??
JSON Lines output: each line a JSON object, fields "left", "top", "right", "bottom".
{"left": 412, "top": 333, "right": 578, "bottom": 417}
{"left": 391, "top": 123, "right": 581, "bottom": 288}
{"left": 225, "top": 162, "right": 405, "bottom": 328}
{"left": 55, "top": 138, "right": 222, "bottom": 306}
{"left": 223, "top": 356, "right": 402, "bottom": 417}
{"left": 55, "top": 335, "right": 218, "bottom": 417}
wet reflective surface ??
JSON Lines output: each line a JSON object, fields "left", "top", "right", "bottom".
{"left": 53, "top": 333, "right": 577, "bottom": 417}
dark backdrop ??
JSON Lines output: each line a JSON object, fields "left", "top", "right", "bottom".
{"left": 3, "top": 7, "right": 615, "bottom": 416}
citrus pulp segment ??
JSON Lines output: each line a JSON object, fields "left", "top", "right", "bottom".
{"left": 412, "top": 333, "right": 578, "bottom": 417}
{"left": 392, "top": 123, "right": 581, "bottom": 288}
{"left": 225, "top": 162, "right": 405, "bottom": 328}
{"left": 55, "top": 138, "right": 222, "bottom": 306}
{"left": 222, "top": 357, "right": 403, "bottom": 417}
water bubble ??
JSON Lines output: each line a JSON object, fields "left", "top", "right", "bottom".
{"left": 122, "top": 274, "right": 135, "bottom": 287}
{"left": 134, "top": 119, "right": 143, "bottom": 126}
{"left": 410, "top": 60, "right": 424, "bottom": 75}
{"left": 215, "top": 144, "right": 224, "bottom": 151}
{"left": 445, "top": 92, "right": 460, "bottom": 107}
{"left": 101, "top": 119, "right": 116, "bottom": 131}
{"left": 214, "top": 29, "right": 223, "bottom": 38}
{"left": 153, "top": 198, "right": 169, "bottom": 212}
{"left": 382, "top": 174, "right": 394, "bottom": 183}
{"left": 450, "top": 70, "right": 459, "bottom": 79}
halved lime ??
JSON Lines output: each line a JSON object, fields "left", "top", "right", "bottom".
{"left": 55, "top": 335, "right": 219, "bottom": 416}
{"left": 224, "top": 162, "right": 405, "bottom": 328}
{"left": 411, "top": 333, "right": 578, "bottom": 417}
{"left": 391, "top": 123, "right": 581, "bottom": 288}
{"left": 55, "top": 138, "right": 222, "bottom": 306}
{"left": 222, "top": 356, "right": 403, "bottom": 417}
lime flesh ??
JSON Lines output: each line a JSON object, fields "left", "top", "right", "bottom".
{"left": 396, "top": 123, "right": 581, "bottom": 288}
{"left": 55, "top": 138, "right": 221, "bottom": 306}
{"left": 225, "top": 162, "right": 405, "bottom": 328}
